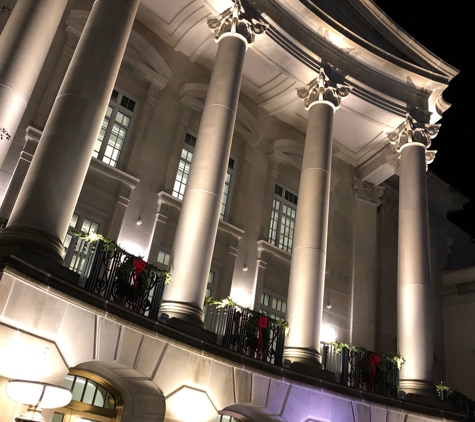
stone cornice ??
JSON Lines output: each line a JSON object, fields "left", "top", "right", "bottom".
{"left": 257, "top": 239, "right": 291, "bottom": 264}
{"left": 240, "top": 0, "right": 450, "bottom": 117}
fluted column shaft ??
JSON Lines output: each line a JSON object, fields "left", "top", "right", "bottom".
{"left": 0, "top": 0, "right": 68, "bottom": 166}
{"left": 284, "top": 102, "right": 334, "bottom": 366}
{"left": 0, "top": 0, "right": 140, "bottom": 263}
{"left": 160, "top": 34, "right": 247, "bottom": 325}
{"left": 398, "top": 143, "right": 435, "bottom": 396}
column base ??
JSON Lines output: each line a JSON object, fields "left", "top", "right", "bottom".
{"left": 0, "top": 224, "right": 64, "bottom": 265}
{"left": 283, "top": 346, "right": 323, "bottom": 369}
{"left": 398, "top": 379, "right": 438, "bottom": 399}
{"left": 159, "top": 301, "right": 205, "bottom": 328}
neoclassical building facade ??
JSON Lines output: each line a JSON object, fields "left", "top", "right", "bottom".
{"left": 0, "top": 0, "right": 474, "bottom": 421}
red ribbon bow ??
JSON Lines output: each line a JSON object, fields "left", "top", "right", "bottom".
{"left": 132, "top": 258, "right": 147, "bottom": 311}
{"left": 369, "top": 353, "right": 381, "bottom": 391}
{"left": 257, "top": 315, "right": 268, "bottom": 361}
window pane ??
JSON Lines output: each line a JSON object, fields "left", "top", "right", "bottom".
{"left": 52, "top": 414, "right": 64, "bottom": 422}
{"left": 71, "top": 376, "right": 87, "bottom": 401}
{"left": 104, "top": 391, "right": 116, "bottom": 410}
{"left": 83, "top": 379, "right": 97, "bottom": 404}
{"left": 208, "top": 271, "right": 215, "bottom": 284}
{"left": 94, "top": 384, "right": 107, "bottom": 407}
{"left": 61, "top": 374, "right": 75, "bottom": 390}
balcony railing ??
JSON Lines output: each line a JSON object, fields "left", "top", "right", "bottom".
{"left": 72, "top": 238, "right": 168, "bottom": 320}
{"left": 438, "top": 385, "right": 475, "bottom": 421}
{"left": 321, "top": 342, "right": 400, "bottom": 399}
{"left": 205, "top": 302, "right": 286, "bottom": 366}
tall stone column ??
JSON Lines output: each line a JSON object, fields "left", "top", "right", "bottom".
{"left": 159, "top": 0, "right": 267, "bottom": 326}
{"left": 0, "top": 0, "right": 68, "bottom": 166}
{"left": 0, "top": 0, "right": 140, "bottom": 263}
{"left": 284, "top": 68, "right": 351, "bottom": 366}
{"left": 388, "top": 114, "right": 440, "bottom": 397}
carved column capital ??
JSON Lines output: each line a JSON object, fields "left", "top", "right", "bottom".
{"left": 296, "top": 67, "right": 352, "bottom": 110}
{"left": 387, "top": 113, "right": 439, "bottom": 170}
{"left": 354, "top": 178, "right": 384, "bottom": 206}
{"left": 207, "top": 0, "right": 268, "bottom": 46}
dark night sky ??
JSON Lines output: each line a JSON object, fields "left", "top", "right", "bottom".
{"left": 371, "top": 0, "right": 469, "bottom": 191}
{"left": 372, "top": 0, "right": 473, "bottom": 233}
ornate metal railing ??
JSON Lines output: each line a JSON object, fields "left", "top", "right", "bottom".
{"left": 321, "top": 343, "right": 400, "bottom": 398}
{"left": 80, "top": 240, "right": 167, "bottom": 320}
{"left": 439, "top": 388, "right": 475, "bottom": 420}
{"left": 206, "top": 304, "right": 285, "bottom": 365}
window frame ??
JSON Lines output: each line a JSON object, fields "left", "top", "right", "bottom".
{"left": 259, "top": 290, "right": 287, "bottom": 321}
{"left": 63, "top": 212, "right": 103, "bottom": 281}
{"left": 268, "top": 184, "right": 298, "bottom": 253}
{"left": 93, "top": 88, "right": 138, "bottom": 168}
{"left": 172, "top": 132, "right": 236, "bottom": 221}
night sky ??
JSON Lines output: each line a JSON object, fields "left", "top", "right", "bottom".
{"left": 371, "top": 0, "right": 473, "bottom": 234}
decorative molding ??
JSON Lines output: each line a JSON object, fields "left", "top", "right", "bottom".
{"left": 257, "top": 239, "right": 291, "bottom": 265}
{"left": 207, "top": 0, "right": 268, "bottom": 46}
{"left": 296, "top": 68, "right": 351, "bottom": 110}
{"left": 387, "top": 113, "right": 439, "bottom": 170}
{"left": 354, "top": 178, "right": 384, "bottom": 206}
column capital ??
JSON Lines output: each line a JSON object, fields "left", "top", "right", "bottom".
{"left": 354, "top": 178, "right": 384, "bottom": 206}
{"left": 387, "top": 113, "right": 439, "bottom": 170}
{"left": 207, "top": 0, "right": 268, "bottom": 47}
{"left": 297, "top": 67, "right": 351, "bottom": 111}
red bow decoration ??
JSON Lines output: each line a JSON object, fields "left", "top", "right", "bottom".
{"left": 132, "top": 258, "right": 147, "bottom": 311}
{"left": 369, "top": 353, "right": 381, "bottom": 391}
{"left": 257, "top": 315, "right": 268, "bottom": 361}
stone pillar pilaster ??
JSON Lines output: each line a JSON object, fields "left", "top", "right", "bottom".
{"left": 105, "top": 184, "right": 133, "bottom": 241}
{"left": 388, "top": 113, "right": 440, "bottom": 397}
{"left": 0, "top": 0, "right": 140, "bottom": 263}
{"left": 159, "top": 0, "right": 267, "bottom": 326}
{"left": 284, "top": 68, "right": 351, "bottom": 366}
{"left": 0, "top": 0, "right": 68, "bottom": 167}
{"left": 350, "top": 178, "right": 384, "bottom": 350}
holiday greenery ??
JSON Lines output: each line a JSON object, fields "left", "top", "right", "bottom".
{"left": 328, "top": 341, "right": 405, "bottom": 369}
{"left": 68, "top": 227, "right": 171, "bottom": 301}
{"left": 325, "top": 341, "right": 405, "bottom": 390}
{"left": 436, "top": 381, "right": 475, "bottom": 404}
{"left": 204, "top": 296, "right": 289, "bottom": 333}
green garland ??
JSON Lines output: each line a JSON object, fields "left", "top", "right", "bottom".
{"left": 67, "top": 227, "right": 171, "bottom": 295}
{"left": 327, "top": 341, "right": 406, "bottom": 369}
{"left": 114, "top": 256, "right": 149, "bottom": 300}
{"left": 326, "top": 341, "right": 405, "bottom": 389}
{"left": 436, "top": 381, "right": 475, "bottom": 403}
{"left": 205, "top": 296, "right": 289, "bottom": 334}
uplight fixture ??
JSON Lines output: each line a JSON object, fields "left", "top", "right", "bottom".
{"left": 6, "top": 380, "right": 72, "bottom": 422}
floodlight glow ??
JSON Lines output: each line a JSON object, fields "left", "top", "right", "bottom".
{"left": 6, "top": 380, "right": 72, "bottom": 408}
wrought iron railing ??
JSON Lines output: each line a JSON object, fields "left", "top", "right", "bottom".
{"left": 77, "top": 240, "right": 168, "bottom": 320}
{"left": 206, "top": 303, "right": 285, "bottom": 365}
{"left": 321, "top": 343, "right": 400, "bottom": 398}
{"left": 439, "top": 388, "right": 475, "bottom": 420}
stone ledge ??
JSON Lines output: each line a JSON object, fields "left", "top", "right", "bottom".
{"left": 0, "top": 248, "right": 467, "bottom": 422}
